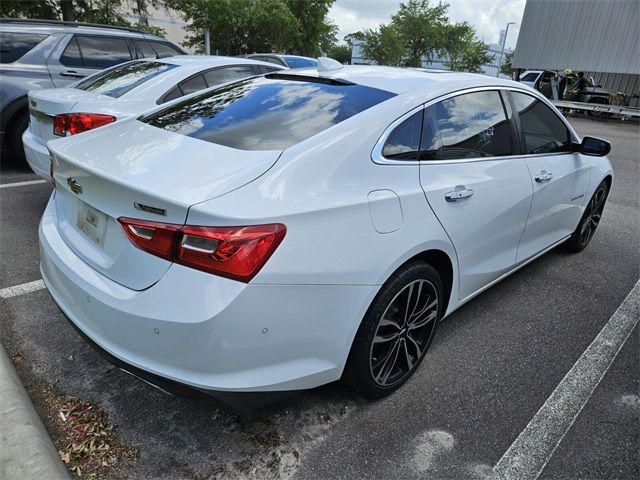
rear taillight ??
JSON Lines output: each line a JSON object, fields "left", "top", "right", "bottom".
{"left": 119, "top": 218, "right": 181, "bottom": 262}
{"left": 53, "top": 113, "right": 116, "bottom": 137}
{"left": 118, "top": 218, "right": 286, "bottom": 283}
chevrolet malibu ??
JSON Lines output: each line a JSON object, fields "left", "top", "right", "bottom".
{"left": 40, "top": 64, "right": 613, "bottom": 410}
{"left": 23, "top": 55, "right": 284, "bottom": 179}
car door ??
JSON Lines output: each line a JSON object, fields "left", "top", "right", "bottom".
{"left": 418, "top": 90, "right": 533, "bottom": 300}
{"left": 509, "top": 91, "right": 590, "bottom": 263}
{"left": 48, "top": 34, "right": 134, "bottom": 86}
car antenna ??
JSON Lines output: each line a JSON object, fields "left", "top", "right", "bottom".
{"left": 317, "top": 57, "right": 343, "bottom": 73}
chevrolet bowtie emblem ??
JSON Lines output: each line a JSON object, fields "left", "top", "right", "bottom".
{"left": 67, "top": 177, "right": 83, "bottom": 195}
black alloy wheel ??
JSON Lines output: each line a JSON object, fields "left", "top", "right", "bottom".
{"left": 566, "top": 181, "right": 609, "bottom": 252}
{"left": 344, "top": 261, "right": 442, "bottom": 398}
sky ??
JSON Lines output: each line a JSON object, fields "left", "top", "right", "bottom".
{"left": 327, "top": 0, "right": 526, "bottom": 49}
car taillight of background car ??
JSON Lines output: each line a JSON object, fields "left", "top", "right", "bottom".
{"left": 53, "top": 113, "right": 116, "bottom": 137}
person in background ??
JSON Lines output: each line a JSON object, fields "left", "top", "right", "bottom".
{"left": 557, "top": 70, "right": 568, "bottom": 100}
{"left": 572, "top": 72, "right": 587, "bottom": 99}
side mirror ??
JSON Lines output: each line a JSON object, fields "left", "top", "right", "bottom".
{"left": 577, "top": 136, "right": 611, "bottom": 156}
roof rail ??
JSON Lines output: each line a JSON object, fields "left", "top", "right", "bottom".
{"left": 0, "top": 18, "right": 149, "bottom": 35}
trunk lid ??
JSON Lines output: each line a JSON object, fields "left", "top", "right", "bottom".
{"left": 28, "top": 88, "right": 114, "bottom": 144}
{"left": 48, "top": 119, "right": 281, "bottom": 290}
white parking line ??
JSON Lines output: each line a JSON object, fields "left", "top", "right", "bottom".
{"left": 0, "top": 280, "right": 46, "bottom": 299}
{"left": 490, "top": 279, "right": 640, "bottom": 480}
{"left": 0, "top": 180, "right": 47, "bottom": 189}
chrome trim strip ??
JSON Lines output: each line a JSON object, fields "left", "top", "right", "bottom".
{"left": 371, "top": 85, "right": 579, "bottom": 166}
{"left": 371, "top": 105, "right": 424, "bottom": 165}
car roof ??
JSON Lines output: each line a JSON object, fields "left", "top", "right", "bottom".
{"left": 278, "top": 65, "right": 520, "bottom": 95}
{"left": 152, "top": 55, "right": 283, "bottom": 67}
{"left": 0, "top": 18, "right": 162, "bottom": 39}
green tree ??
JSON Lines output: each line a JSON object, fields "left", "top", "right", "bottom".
{"left": 284, "top": 0, "right": 335, "bottom": 56}
{"left": 343, "top": 31, "right": 364, "bottom": 47}
{"left": 242, "top": 0, "right": 300, "bottom": 53}
{"left": 0, "top": 0, "right": 165, "bottom": 34}
{"left": 0, "top": 0, "right": 59, "bottom": 19}
{"left": 318, "top": 19, "right": 338, "bottom": 55}
{"left": 361, "top": 25, "right": 404, "bottom": 66}
{"left": 165, "top": 0, "right": 242, "bottom": 54}
{"left": 390, "top": 0, "right": 449, "bottom": 67}
{"left": 327, "top": 44, "right": 351, "bottom": 64}
{"left": 442, "top": 22, "right": 492, "bottom": 72}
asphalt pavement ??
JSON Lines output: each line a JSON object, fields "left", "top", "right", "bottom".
{"left": 0, "top": 116, "right": 638, "bottom": 480}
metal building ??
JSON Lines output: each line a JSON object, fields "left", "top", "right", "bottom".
{"left": 512, "top": 0, "right": 639, "bottom": 104}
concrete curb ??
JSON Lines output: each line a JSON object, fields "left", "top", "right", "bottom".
{"left": 0, "top": 343, "right": 70, "bottom": 479}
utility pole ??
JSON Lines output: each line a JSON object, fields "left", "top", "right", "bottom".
{"left": 204, "top": 29, "right": 211, "bottom": 55}
{"left": 496, "top": 22, "right": 515, "bottom": 77}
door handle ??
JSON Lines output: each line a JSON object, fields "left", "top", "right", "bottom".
{"left": 445, "top": 185, "right": 475, "bottom": 202}
{"left": 60, "top": 70, "right": 86, "bottom": 78}
{"left": 534, "top": 170, "right": 553, "bottom": 182}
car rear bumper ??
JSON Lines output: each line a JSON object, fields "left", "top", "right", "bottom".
{"left": 22, "top": 130, "right": 50, "bottom": 180}
{"left": 39, "top": 196, "right": 373, "bottom": 407}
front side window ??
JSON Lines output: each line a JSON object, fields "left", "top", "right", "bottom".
{"left": 511, "top": 92, "right": 571, "bottom": 154}
{"left": 382, "top": 111, "right": 422, "bottom": 160}
{"left": 75, "top": 61, "right": 177, "bottom": 98}
{"left": 144, "top": 76, "right": 395, "bottom": 150}
{"left": 421, "top": 90, "right": 513, "bottom": 160}
{"left": 0, "top": 32, "right": 48, "bottom": 63}
{"left": 75, "top": 36, "right": 133, "bottom": 69}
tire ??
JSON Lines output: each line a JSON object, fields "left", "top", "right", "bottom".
{"left": 565, "top": 181, "right": 609, "bottom": 253}
{"left": 343, "top": 261, "right": 443, "bottom": 398}
{"left": 9, "top": 110, "right": 28, "bottom": 161}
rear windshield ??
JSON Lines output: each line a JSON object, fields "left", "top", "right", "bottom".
{"left": 0, "top": 32, "right": 48, "bottom": 63}
{"left": 142, "top": 76, "right": 395, "bottom": 150}
{"left": 75, "top": 61, "right": 177, "bottom": 98}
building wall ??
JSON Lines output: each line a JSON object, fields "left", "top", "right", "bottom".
{"left": 512, "top": 0, "right": 640, "bottom": 75}
{"left": 120, "top": 5, "right": 194, "bottom": 53}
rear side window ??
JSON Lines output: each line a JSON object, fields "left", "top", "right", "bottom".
{"left": 75, "top": 61, "right": 177, "bottom": 98}
{"left": 0, "top": 32, "right": 48, "bottom": 63}
{"left": 259, "top": 65, "right": 282, "bottom": 73}
{"left": 511, "top": 92, "right": 571, "bottom": 154}
{"left": 382, "top": 111, "right": 422, "bottom": 160}
{"left": 144, "top": 76, "right": 396, "bottom": 150}
{"left": 148, "top": 41, "right": 183, "bottom": 57}
{"left": 60, "top": 37, "right": 83, "bottom": 66}
{"left": 203, "top": 66, "right": 258, "bottom": 86}
{"left": 421, "top": 91, "right": 513, "bottom": 160}
{"left": 249, "top": 55, "right": 286, "bottom": 66}
{"left": 180, "top": 74, "right": 207, "bottom": 95}
{"left": 61, "top": 36, "right": 133, "bottom": 69}
{"left": 135, "top": 40, "right": 157, "bottom": 58}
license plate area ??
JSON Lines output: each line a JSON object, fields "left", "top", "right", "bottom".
{"left": 76, "top": 202, "right": 108, "bottom": 247}
{"left": 29, "top": 109, "right": 54, "bottom": 140}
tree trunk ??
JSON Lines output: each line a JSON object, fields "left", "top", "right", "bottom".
{"left": 60, "top": 0, "right": 75, "bottom": 21}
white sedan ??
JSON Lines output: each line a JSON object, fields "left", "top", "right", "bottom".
{"left": 23, "top": 55, "right": 284, "bottom": 179}
{"left": 40, "top": 64, "right": 613, "bottom": 410}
